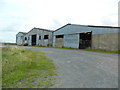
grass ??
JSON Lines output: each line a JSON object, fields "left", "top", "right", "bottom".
{"left": 30, "top": 45, "right": 120, "bottom": 54}
{"left": 2, "top": 46, "right": 57, "bottom": 88}
{"left": 32, "top": 45, "right": 78, "bottom": 50}
{"left": 83, "top": 48, "right": 120, "bottom": 54}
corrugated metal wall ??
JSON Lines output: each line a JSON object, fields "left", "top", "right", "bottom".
{"left": 54, "top": 25, "right": 119, "bottom": 35}
{"left": 16, "top": 33, "right": 24, "bottom": 45}
{"left": 64, "top": 34, "right": 79, "bottom": 48}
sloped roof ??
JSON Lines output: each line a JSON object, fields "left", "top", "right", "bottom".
{"left": 16, "top": 32, "right": 27, "bottom": 36}
{"left": 27, "top": 27, "right": 53, "bottom": 34}
{"left": 54, "top": 23, "right": 120, "bottom": 32}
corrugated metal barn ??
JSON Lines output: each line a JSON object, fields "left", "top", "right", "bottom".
{"left": 53, "top": 24, "right": 120, "bottom": 51}
{"left": 24, "top": 28, "right": 53, "bottom": 46}
{"left": 16, "top": 32, "right": 27, "bottom": 45}
{"left": 16, "top": 23, "right": 120, "bottom": 51}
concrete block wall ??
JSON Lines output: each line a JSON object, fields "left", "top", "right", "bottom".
{"left": 92, "top": 33, "right": 119, "bottom": 51}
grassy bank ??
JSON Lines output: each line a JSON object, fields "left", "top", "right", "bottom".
{"left": 2, "top": 46, "right": 57, "bottom": 88}
{"left": 84, "top": 48, "right": 120, "bottom": 54}
{"left": 31, "top": 46, "right": 120, "bottom": 54}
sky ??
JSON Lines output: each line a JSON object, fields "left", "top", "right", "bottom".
{"left": 0, "top": 0, "right": 119, "bottom": 43}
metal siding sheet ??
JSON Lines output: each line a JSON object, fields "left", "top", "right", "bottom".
{"left": 54, "top": 25, "right": 91, "bottom": 35}
{"left": 54, "top": 25, "right": 119, "bottom": 35}
{"left": 16, "top": 33, "right": 25, "bottom": 45}
{"left": 43, "top": 40, "right": 48, "bottom": 46}
{"left": 28, "top": 36, "right": 31, "bottom": 45}
{"left": 64, "top": 34, "right": 79, "bottom": 48}
{"left": 91, "top": 27, "right": 119, "bottom": 35}
{"left": 36, "top": 34, "right": 39, "bottom": 45}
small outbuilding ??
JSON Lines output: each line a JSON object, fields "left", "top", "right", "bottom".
{"left": 16, "top": 32, "right": 26, "bottom": 45}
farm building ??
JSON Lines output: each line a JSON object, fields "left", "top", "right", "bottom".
{"left": 23, "top": 27, "right": 53, "bottom": 46}
{"left": 53, "top": 24, "right": 120, "bottom": 51}
{"left": 16, "top": 23, "right": 120, "bottom": 51}
{"left": 16, "top": 32, "right": 27, "bottom": 45}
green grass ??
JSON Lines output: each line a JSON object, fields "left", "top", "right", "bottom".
{"left": 2, "top": 46, "right": 57, "bottom": 88}
{"left": 83, "top": 48, "right": 120, "bottom": 54}
{"left": 32, "top": 45, "right": 78, "bottom": 50}
{"left": 30, "top": 45, "right": 120, "bottom": 54}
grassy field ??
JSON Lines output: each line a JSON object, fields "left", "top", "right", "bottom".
{"left": 2, "top": 46, "right": 57, "bottom": 88}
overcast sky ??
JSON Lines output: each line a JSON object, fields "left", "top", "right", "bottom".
{"left": 0, "top": 0, "right": 119, "bottom": 43}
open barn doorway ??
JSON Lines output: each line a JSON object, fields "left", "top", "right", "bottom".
{"left": 31, "top": 35, "right": 36, "bottom": 46}
{"left": 79, "top": 32, "right": 92, "bottom": 49}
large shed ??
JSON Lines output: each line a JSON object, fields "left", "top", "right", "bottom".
{"left": 53, "top": 24, "right": 120, "bottom": 51}
{"left": 24, "top": 28, "right": 53, "bottom": 46}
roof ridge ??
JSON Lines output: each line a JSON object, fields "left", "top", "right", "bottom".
{"left": 68, "top": 23, "right": 120, "bottom": 28}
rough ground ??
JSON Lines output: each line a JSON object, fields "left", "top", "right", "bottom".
{"left": 20, "top": 46, "right": 118, "bottom": 88}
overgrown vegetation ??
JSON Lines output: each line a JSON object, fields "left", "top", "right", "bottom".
{"left": 2, "top": 46, "right": 57, "bottom": 88}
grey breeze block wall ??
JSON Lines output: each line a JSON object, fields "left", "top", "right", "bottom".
{"left": 92, "top": 33, "right": 119, "bottom": 51}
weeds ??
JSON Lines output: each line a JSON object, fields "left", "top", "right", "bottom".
{"left": 2, "top": 46, "right": 57, "bottom": 88}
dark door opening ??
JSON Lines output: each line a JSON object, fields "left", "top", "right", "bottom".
{"left": 79, "top": 32, "right": 92, "bottom": 49}
{"left": 31, "top": 35, "right": 36, "bottom": 46}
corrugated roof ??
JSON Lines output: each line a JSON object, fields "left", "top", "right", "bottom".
{"left": 27, "top": 27, "right": 53, "bottom": 34}
{"left": 54, "top": 23, "right": 120, "bottom": 32}
{"left": 16, "top": 32, "right": 27, "bottom": 36}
